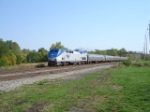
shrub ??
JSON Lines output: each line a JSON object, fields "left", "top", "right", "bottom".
{"left": 122, "top": 60, "right": 131, "bottom": 66}
{"left": 131, "top": 61, "right": 150, "bottom": 67}
{"left": 35, "top": 63, "right": 46, "bottom": 68}
{"left": 0, "top": 59, "right": 7, "bottom": 66}
{"left": 144, "top": 62, "right": 150, "bottom": 67}
{"left": 132, "top": 63, "right": 143, "bottom": 67}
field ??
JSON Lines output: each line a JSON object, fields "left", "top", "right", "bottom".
{"left": 0, "top": 64, "right": 150, "bottom": 112}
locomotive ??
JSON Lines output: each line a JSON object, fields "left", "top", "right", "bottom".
{"left": 48, "top": 48, "right": 128, "bottom": 66}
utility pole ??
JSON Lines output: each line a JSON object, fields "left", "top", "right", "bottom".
{"left": 143, "top": 21, "right": 150, "bottom": 60}
{"left": 144, "top": 43, "right": 145, "bottom": 59}
{"left": 149, "top": 21, "right": 150, "bottom": 43}
{"left": 149, "top": 21, "right": 150, "bottom": 54}
{"left": 145, "top": 36, "right": 147, "bottom": 60}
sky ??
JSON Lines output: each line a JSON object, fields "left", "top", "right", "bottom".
{"left": 0, "top": 0, "right": 150, "bottom": 52}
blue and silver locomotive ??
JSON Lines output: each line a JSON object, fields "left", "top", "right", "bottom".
{"left": 48, "top": 48, "right": 87, "bottom": 66}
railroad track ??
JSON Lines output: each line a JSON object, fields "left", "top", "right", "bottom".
{"left": 0, "top": 66, "right": 55, "bottom": 75}
{"left": 0, "top": 62, "right": 116, "bottom": 82}
{"left": 0, "top": 63, "right": 107, "bottom": 76}
{"left": 0, "top": 63, "right": 116, "bottom": 92}
{"left": 0, "top": 62, "right": 114, "bottom": 81}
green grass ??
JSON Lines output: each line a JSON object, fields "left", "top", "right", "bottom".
{"left": 0, "top": 66, "right": 150, "bottom": 112}
{"left": 95, "top": 67, "right": 150, "bottom": 112}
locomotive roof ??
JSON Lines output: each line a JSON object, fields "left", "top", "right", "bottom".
{"left": 50, "top": 48, "right": 87, "bottom": 54}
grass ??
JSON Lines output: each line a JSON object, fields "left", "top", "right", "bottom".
{"left": 95, "top": 67, "right": 150, "bottom": 112}
{"left": 0, "top": 66, "right": 150, "bottom": 112}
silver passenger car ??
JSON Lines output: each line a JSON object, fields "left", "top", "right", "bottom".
{"left": 105, "top": 55, "right": 115, "bottom": 61}
{"left": 87, "top": 54, "right": 105, "bottom": 63}
{"left": 114, "top": 56, "right": 121, "bottom": 61}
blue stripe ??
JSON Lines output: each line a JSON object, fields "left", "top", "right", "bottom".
{"left": 48, "top": 48, "right": 66, "bottom": 58}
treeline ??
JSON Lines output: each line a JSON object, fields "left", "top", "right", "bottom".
{"left": 0, "top": 38, "right": 128, "bottom": 67}
{"left": 1, "top": 38, "right": 143, "bottom": 67}
{"left": 0, "top": 39, "right": 48, "bottom": 66}
{"left": 88, "top": 48, "right": 127, "bottom": 56}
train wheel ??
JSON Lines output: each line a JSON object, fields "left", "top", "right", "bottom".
{"left": 48, "top": 61, "right": 51, "bottom": 67}
{"left": 71, "top": 63, "right": 75, "bottom": 66}
{"left": 62, "top": 62, "right": 66, "bottom": 66}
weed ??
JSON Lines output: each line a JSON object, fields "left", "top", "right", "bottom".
{"left": 35, "top": 79, "right": 49, "bottom": 85}
{"left": 35, "top": 63, "right": 46, "bottom": 68}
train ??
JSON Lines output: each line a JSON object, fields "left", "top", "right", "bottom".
{"left": 48, "top": 48, "right": 128, "bottom": 66}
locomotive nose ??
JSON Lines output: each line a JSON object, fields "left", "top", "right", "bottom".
{"left": 48, "top": 57, "right": 56, "bottom": 61}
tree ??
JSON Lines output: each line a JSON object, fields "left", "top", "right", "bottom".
{"left": 118, "top": 48, "right": 127, "bottom": 56}
{"left": 5, "top": 40, "right": 23, "bottom": 64}
{"left": 0, "top": 58, "right": 7, "bottom": 66}
{"left": 8, "top": 53, "right": 17, "bottom": 65}
{"left": 26, "top": 50, "right": 40, "bottom": 63}
{"left": 22, "top": 49, "right": 31, "bottom": 63}
{"left": 0, "top": 39, "right": 9, "bottom": 58}
{"left": 112, "top": 48, "right": 118, "bottom": 56}
{"left": 22, "top": 49, "right": 30, "bottom": 54}
{"left": 50, "top": 42, "right": 67, "bottom": 50}
{"left": 106, "top": 48, "right": 118, "bottom": 56}
{"left": 16, "top": 55, "right": 23, "bottom": 64}
{"left": 0, "top": 52, "right": 17, "bottom": 66}
{"left": 0, "top": 39, "right": 19, "bottom": 65}
{"left": 95, "top": 49, "right": 107, "bottom": 55}
{"left": 5, "top": 40, "right": 21, "bottom": 55}
{"left": 38, "top": 48, "right": 48, "bottom": 62}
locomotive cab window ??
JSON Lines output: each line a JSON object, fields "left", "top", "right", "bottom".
{"left": 67, "top": 51, "right": 73, "bottom": 53}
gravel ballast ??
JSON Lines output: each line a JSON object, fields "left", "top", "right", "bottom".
{"left": 0, "top": 64, "right": 113, "bottom": 92}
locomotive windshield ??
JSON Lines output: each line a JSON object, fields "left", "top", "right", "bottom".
{"left": 48, "top": 48, "right": 65, "bottom": 58}
{"left": 50, "top": 50, "right": 58, "bottom": 53}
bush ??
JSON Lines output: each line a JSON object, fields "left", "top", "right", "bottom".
{"left": 131, "top": 61, "right": 150, "bottom": 67}
{"left": 16, "top": 55, "right": 23, "bottom": 64}
{"left": 132, "top": 63, "right": 143, "bottom": 67}
{"left": 122, "top": 60, "right": 131, "bottom": 66}
{"left": 144, "top": 62, "right": 150, "bottom": 67}
{"left": 35, "top": 63, "right": 46, "bottom": 68}
{"left": 0, "top": 59, "right": 7, "bottom": 66}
